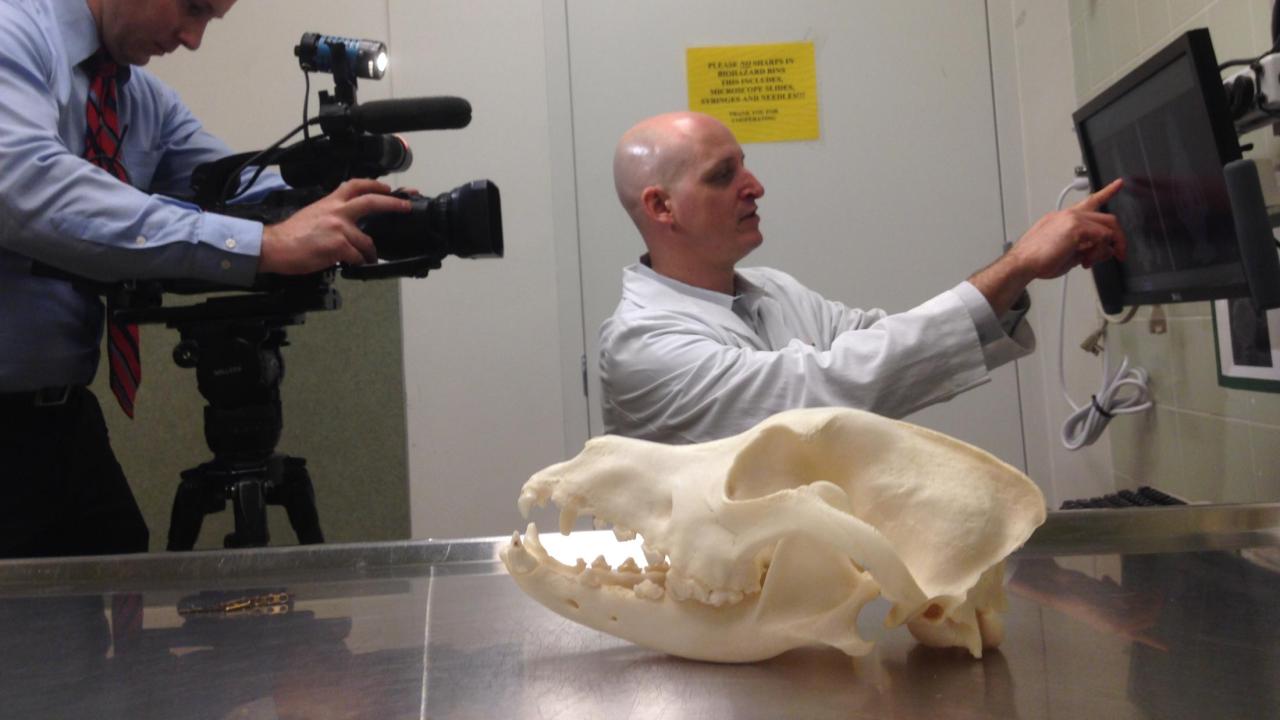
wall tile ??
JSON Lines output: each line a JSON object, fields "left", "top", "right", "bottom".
{"left": 1249, "top": 424, "right": 1280, "bottom": 500}
{"left": 1065, "top": 0, "right": 1280, "bottom": 505}
{"left": 1111, "top": 316, "right": 1177, "bottom": 406}
{"left": 1070, "top": 0, "right": 1091, "bottom": 28}
{"left": 1170, "top": 316, "right": 1258, "bottom": 416}
{"left": 1249, "top": 0, "right": 1275, "bottom": 52}
{"left": 1071, "top": 21, "right": 1092, "bottom": 102}
{"left": 1206, "top": 0, "right": 1260, "bottom": 65}
{"left": 1247, "top": 393, "right": 1280, "bottom": 425}
{"left": 1169, "top": 0, "right": 1209, "bottom": 29}
{"left": 1165, "top": 301, "right": 1212, "bottom": 319}
{"left": 1110, "top": 405, "right": 1186, "bottom": 495}
{"left": 1136, "top": 0, "right": 1173, "bottom": 52}
{"left": 1178, "top": 411, "right": 1256, "bottom": 502}
{"left": 1103, "top": 0, "right": 1142, "bottom": 69}
{"left": 1083, "top": 0, "right": 1116, "bottom": 88}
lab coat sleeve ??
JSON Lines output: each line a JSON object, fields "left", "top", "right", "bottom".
{"left": 601, "top": 288, "right": 1015, "bottom": 444}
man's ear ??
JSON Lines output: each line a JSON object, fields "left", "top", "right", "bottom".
{"left": 640, "top": 186, "right": 673, "bottom": 226}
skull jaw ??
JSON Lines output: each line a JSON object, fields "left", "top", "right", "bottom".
{"left": 501, "top": 533, "right": 883, "bottom": 663}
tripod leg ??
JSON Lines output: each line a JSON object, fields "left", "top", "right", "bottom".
{"left": 228, "top": 479, "right": 269, "bottom": 548}
{"left": 276, "top": 456, "right": 324, "bottom": 545}
{"left": 167, "top": 469, "right": 216, "bottom": 551}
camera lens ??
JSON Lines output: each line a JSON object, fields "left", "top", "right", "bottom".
{"left": 362, "top": 180, "right": 503, "bottom": 262}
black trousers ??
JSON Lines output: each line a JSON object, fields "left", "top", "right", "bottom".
{"left": 0, "top": 387, "right": 149, "bottom": 559}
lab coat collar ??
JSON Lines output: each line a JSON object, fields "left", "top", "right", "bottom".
{"left": 625, "top": 259, "right": 765, "bottom": 314}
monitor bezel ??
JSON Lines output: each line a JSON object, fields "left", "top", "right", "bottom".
{"left": 1072, "top": 28, "right": 1245, "bottom": 311}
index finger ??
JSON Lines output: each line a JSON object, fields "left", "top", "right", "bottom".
{"left": 1072, "top": 178, "right": 1123, "bottom": 211}
{"left": 330, "top": 178, "right": 394, "bottom": 201}
{"left": 339, "top": 193, "right": 413, "bottom": 221}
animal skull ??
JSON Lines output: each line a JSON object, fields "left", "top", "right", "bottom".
{"left": 501, "top": 407, "right": 1045, "bottom": 662}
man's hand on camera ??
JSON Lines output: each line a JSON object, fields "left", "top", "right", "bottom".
{"left": 258, "top": 179, "right": 412, "bottom": 275}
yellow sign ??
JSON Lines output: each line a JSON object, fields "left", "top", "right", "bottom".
{"left": 686, "top": 42, "right": 819, "bottom": 144}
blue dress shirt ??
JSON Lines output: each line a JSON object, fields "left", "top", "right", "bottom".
{"left": 0, "top": 0, "right": 272, "bottom": 391}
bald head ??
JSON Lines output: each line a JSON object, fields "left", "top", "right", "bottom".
{"left": 613, "top": 112, "right": 731, "bottom": 226}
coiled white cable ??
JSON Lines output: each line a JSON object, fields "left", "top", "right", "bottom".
{"left": 1055, "top": 178, "right": 1154, "bottom": 450}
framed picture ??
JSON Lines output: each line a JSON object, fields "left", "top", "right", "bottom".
{"left": 1213, "top": 297, "right": 1280, "bottom": 392}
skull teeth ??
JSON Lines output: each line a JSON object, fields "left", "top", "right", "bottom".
{"left": 559, "top": 499, "right": 581, "bottom": 535}
{"left": 507, "top": 524, "right": 748, "bottom": 608}
{"left": 642, "top": 544, "right": 665, "bottom": 567}
{"left": 634, "top": 579, "right": 665, "bottom": 601}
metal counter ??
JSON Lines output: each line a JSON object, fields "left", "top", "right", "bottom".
{"left": 1, "top": 504, "right": 1279, "bottom": 719}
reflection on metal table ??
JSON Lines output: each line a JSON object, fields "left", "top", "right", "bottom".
{"left": 1, "top": 503, "right": 1279, "bottom": 719}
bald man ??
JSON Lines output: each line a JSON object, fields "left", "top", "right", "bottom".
{"left": 600, "top": 111, "right": 1125, "bottom": 444}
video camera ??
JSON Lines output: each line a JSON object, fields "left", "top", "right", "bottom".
{"left": 96, "top": 34, "right": 504, "bottom": 550}
{"left": 180, "top": 32, "right": 502, "bottom": 288}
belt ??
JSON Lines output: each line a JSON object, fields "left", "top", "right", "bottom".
{"left": 0, "top": 385, "right": 78, "bottom": 410}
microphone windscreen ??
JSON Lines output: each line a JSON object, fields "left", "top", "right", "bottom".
{"left": 350, "top": 96, "right": 472, "bottom": 134}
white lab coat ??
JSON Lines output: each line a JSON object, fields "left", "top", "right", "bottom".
{"left": 600, "top": 263, "right": 1034, "bottom": 444}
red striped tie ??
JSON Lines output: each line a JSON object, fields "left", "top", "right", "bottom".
{"left": 85, "top": 54, "right": 141, "bottom": 418}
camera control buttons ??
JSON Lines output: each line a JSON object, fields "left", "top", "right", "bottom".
{"left": 220, "top": 260, "right": 232, "bottom": 270}
{"left": 135, "top": 235, "right": 146, "bottom": 245}
{"left": 225, "top": 238, "right": 237, "bottom": 249}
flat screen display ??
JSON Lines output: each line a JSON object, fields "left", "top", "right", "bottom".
{"left": 1073, "top": 29, "right": 1248, "bottom": 312}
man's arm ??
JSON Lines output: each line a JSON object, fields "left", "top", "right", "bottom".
{"left": 969, "top": 179, "right": 1126, "bottom": 316}
{"left": 601, "top": 291, "right": 991, "bottom": 444}
{"left": 0, "top": 20, "right": 407, "bottom": 286}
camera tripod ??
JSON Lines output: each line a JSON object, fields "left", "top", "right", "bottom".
{"left": 165, "top": 316, "right": 323, "bottom": 550}
{"left": 116, "top": 274, "right": 338, "bottom": 550}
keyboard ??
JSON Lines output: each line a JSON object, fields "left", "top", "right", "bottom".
{"left": 1059, "top": 486, "right": 1187, "bottom": 510}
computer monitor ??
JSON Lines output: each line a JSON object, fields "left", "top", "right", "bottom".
{"left": 1073, "top": 29, "right": 1280, "bottom": 314}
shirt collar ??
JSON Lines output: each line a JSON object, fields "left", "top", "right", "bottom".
{"left": 54, "top": 0, "right": 132, "bottom": 83}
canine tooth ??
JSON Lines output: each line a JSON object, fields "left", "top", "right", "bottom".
{"left": 617, "top": 558, "right": 641, "bottom": 574}
{"left": 517, "top": 486, "right": 552, "bottom": 518}
{"left": 516, "top": 490, "right": 535, "bottom": 518}
{"left": 634, "top": 579, "right": 665, "bottom": 601}
{"left": 559, "top": 499, "right": 581, "bottom": 535}
{"left": 501, "top": 535, "right": 539, "bottom": 575}
{"left": 591, "top": 555, "right": 611, "bottom": 571}
{"left": 524, "top": 523, "right": 543, "bottom": 550}
{"left": 613, "top": 525, "right": 636, "bottom": 541}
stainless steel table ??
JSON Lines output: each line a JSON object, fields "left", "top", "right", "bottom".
{"left": 2, "top": 504, "right": 1279, "bottom": 719}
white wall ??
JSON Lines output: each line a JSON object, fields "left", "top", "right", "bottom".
{"left": 389, "top": 1, "right": 580, "bottom": 539}
{"left": 149, "top": 0, "right": 1117, "bottom": 538}
{"left": 1000, "top": 0, "right": 1117, "bottom": 507}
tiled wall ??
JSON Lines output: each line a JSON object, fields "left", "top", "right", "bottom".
{"left": 1069, "top": 0, "right": 1280, "bottom": 502}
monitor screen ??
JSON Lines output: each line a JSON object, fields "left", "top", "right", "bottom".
{"left": 1073, "top": 29, "right": 1259, "bottom": 313}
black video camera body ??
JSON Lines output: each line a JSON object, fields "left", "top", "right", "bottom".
{"left": 187, "top": 33, "right": 502, "bottom": 282}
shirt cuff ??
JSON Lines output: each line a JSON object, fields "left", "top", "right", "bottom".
{"left": 193, "top": 211, "right": 264, "bottom": 287}
{"left": 952, "top": 281, "right": 1035, "bottom": 370}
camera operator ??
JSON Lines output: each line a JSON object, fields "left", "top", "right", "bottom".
{"left": 0, "top": 0, "right": 410, "bottom": 559}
